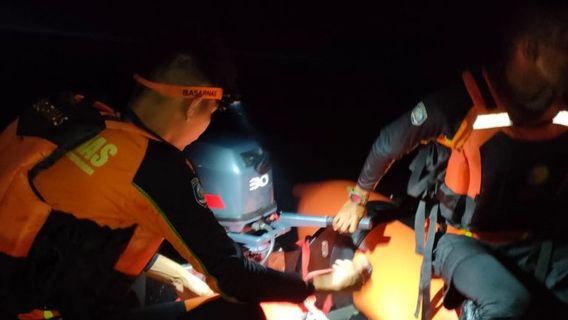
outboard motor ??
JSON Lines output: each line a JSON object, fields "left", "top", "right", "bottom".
{"left": 186, "top": 135, "right": 290, "bottom": 264}
{"left": 184, "top": 100, "right": 374, "bottom": 267}
{"left": 187, "top": 135, "right": 275, "bottom": 231}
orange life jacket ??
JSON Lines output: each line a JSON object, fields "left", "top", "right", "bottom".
{"left": 413, "top": 69, "right": 568, "bottom": 233}
{"left": 0, "top": 96, "right": 219, "bottom": 317}
{"left": 0, "top": 98, "right": 163, "bottom": 276}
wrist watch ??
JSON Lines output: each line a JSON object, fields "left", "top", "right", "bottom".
{"left": 347, "top": 186, "right": 367, "bottom": 206}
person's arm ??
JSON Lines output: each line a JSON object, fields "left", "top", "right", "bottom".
{"left": 145, "top": 254, "right": 215, "bottom": 298}
{"left": 311, "top": 254, "right": 371, "bottom": 292}
{"left": 134, "top": 141, "right": 369, "bottom": 303}
{"left": 333, "top": 84, "right": 471, "bottom": 233}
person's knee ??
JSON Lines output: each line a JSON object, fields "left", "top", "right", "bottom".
{"left": 480, "top": 288, "right": 531, "bottom": 319}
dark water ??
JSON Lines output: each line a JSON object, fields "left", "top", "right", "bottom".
{"left": 0, "top": 1, "right": 510, "bottom": 209}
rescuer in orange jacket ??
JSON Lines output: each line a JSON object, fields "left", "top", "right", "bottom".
{"left": 0, "top": 45, "right": 370, "bottom": 320}
{"left": 334, "top": 3, "right": 568, "bottom": 320}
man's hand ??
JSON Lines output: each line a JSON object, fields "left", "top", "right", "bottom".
{"left": 312, "top": 255, "right": 371, "bottom": 292}
{"left": 145, "top": 254, "right": 215, "bottom": 299}
{"left": 172, "top": 268, "right": 215, "bottom": 299}
{"left": 333, "top": 185, "right": 369, "bottom": 234}
{"left": 333, "top": 200, "right": 365, "bottom": 234}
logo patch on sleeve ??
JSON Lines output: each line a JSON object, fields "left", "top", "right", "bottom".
{"left": 191, "top": 177, "right": 208, "bottom": 207}
{"left": 410, "top": 102, "right": 428, "bottom": 126}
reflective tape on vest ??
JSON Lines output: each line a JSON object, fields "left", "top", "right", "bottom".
{"left": 472, "top": 112, "right": 512, "bottom": 130}
{"left": 552, "top": 110, "right": 568, "bottom": 126}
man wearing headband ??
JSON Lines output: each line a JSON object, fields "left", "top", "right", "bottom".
{"left": 0, "top": 47, "right": 370, "bottom": 320}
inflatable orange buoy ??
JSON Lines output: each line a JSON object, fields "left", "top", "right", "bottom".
{"left": 293, "top": 180, "right": 458, "bottom": 320}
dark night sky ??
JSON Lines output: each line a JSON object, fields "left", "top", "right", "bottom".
{"left": 0, "top": 0, "right": 515, "bottom": 208}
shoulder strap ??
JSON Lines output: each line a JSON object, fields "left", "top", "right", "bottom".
{"left": 17, "top": 95, "right": 107, "bottom": 199}
{"left": 407, "top": 143, "right": 450, "bottom": 198}
{"left": 439, "top": 69, "right": 501, "bottom": 150}
{"left": 462, "top": 69, "right": 497, "bottom": 111}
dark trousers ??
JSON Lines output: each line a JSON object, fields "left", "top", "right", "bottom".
{"left": 433, "top": 234, "right": 568, "bottom": 320}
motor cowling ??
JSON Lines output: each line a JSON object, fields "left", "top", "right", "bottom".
{"left": 185, "top": 135, "right": 277, "bottom": 233}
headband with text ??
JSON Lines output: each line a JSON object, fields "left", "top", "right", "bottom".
{"left": 133, "top": 74, "right": 223, "bottom": 100}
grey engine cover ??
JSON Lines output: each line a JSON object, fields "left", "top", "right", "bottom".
{"left": 186, "top": 135, "right": 277, "bottom": 232}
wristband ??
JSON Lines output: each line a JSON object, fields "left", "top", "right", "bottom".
{"left": 347, "top": 186, "right": 368, "bottom": 206}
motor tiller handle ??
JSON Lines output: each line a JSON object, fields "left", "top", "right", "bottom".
{"left": 278, "top": 213, "right": 373, "bottom": 231}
